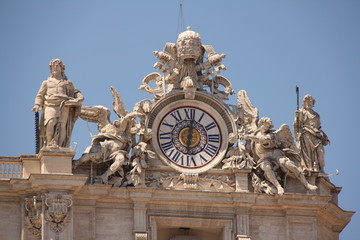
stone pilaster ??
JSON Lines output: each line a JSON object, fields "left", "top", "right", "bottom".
{"left": 133, "top": 202, "right": 147, "bottom": 233}
{"left": 130, "top": 189, "right": 154, "bottom": 240}
{"left": 236, "top": 209, "right": 251, "bottom": 240}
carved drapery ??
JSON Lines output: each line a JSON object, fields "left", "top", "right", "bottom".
{"left": 135, "top": 232, "right": 148, "bottom": 240}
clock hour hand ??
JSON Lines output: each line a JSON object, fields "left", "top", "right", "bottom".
{"left": 186, "top": 120, "right": 195, "bottom": 153}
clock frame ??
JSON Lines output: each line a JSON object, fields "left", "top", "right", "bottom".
{"left": 147, "top": 91, "right": 236, "bottom": 173}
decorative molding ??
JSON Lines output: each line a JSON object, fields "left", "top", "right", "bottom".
{"left": 24, "top": 195, "right": 42, "bottom": 239}
{"left": 135, "top": 232, "right": 148, "bottom": 240}
{"left": 182, "top": 173, "right": 198, "bottom": 189}
{"left": 157, "top": 172, "right": 235, "bottom": 192}
{"left": 236, "top": 235, "right": 252, "bottom": 240}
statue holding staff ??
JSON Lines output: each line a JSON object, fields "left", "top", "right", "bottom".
{"left": 294, "top": 94, "right": 329, "bottom": 172}
{"left": 32, "top": 59, "right": 83, "bottom": 149}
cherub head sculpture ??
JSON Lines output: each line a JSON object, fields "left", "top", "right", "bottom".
{"left": 258, "top": 117, "right": 274, "bottom": 130}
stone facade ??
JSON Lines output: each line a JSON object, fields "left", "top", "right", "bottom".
{"left": 0, "top": 151, "right": 353, "bottom": 240}
{"left": 0, "top": 28, "right": 354, "bottom": 240}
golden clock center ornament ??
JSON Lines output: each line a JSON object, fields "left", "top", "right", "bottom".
{"left": 179, "top": 127, "right": 201, "bottom": 148}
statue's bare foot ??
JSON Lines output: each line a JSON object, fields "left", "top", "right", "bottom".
{"left": 48, "top": 139, "right": 59, "bottom": 148}
{"left": 277, "top": 186, "right": 284, "bottom": 195}
{"left": 307, "top": 184, "right": 318, "bottom": 192}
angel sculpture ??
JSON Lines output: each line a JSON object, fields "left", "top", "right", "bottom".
{"left": 227, "top": 90, "right": 317, "bottom": 195}
{"left": 126, "top": 142, "right": 155, "bottom": 187}
{"left": 73, "top": 87, "right": 145, "bottom": 184}
{"left": 223, "top": 90, "right": 259, "bottom": 170}
{"left": 241, "top": 117, "right": 318, "bottom": 195}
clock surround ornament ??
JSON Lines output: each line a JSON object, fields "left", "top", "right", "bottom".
{"left": 72, "top": 26, "right": 327, "bottom": 196}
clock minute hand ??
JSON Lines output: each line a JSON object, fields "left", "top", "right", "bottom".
{"left": 186, "top": 120, "right": 195, "bottom": 153}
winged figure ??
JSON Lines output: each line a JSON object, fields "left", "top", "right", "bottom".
{"left": 235, "top": 90, "right": 259, "bottom": 134}
{"left": 223, "top": 90, "right": 258, "bottom": 171}
{"left": 242, "top": 117, "right": 317, "bottom": 195}
{"left": 73, "top": 87, "right": 145, "bottom": 184}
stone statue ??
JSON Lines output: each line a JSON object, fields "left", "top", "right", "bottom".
{"left": 32, "top": 59, "right": 83, "bottom": 149}
{"left": 294, "top": 94, "right": 329, "bottom": 172}
{"left": 223, "top": 90, "right": 259, "bottom": 171}
{"left": 139, "top": 27, "right": 234, "bottom": 100}
{"left": 73, "top": 87, "right": 145, "bottom": 184}
{"left": 127, "top": 142, "right": 155, "bottom": 187}
{"left": 242, "top": 117, "right": 318, "bottom": 195}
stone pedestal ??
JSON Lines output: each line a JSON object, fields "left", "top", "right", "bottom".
{"left": 38, "top": 149, "right": 75, "bottom": 174}
{"left": 21, "top": 155, "right": 41, "bottom": 178}
{"left": 234, "top": 169, "right": 251, "bottom": 192}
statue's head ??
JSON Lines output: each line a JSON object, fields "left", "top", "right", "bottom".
{"left": 49, "top": 59, "right": 66, "bottom": 78}
{"left": 176, "top": 27, "right": 202, "bottom": 61}
{"left": 258, "top": 117, "right": 273, "bottom": 130}
{"left": 302, "top": 94, "right": 315, "bottom": 109}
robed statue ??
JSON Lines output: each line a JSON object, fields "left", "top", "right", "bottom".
{"left": 32, "top": 59, "right": 84, "bottom": 149}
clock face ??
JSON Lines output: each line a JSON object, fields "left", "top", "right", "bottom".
{"left": 157, "top": 106, "right": 223, "bottom": 172}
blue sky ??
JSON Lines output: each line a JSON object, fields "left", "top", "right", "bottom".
{"left": 0, "top": 0, "right": 359, "bottom": 239}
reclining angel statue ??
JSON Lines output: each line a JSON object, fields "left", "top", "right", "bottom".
{"left": 73, "top": 87, "right": 145, "bottom": 184}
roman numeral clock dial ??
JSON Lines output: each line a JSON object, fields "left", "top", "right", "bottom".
{"left": 159, "top": 107, "right": 221, "bottom": 168}
{"left": 151, "top": 100, "right": 229, "bottom": 173}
